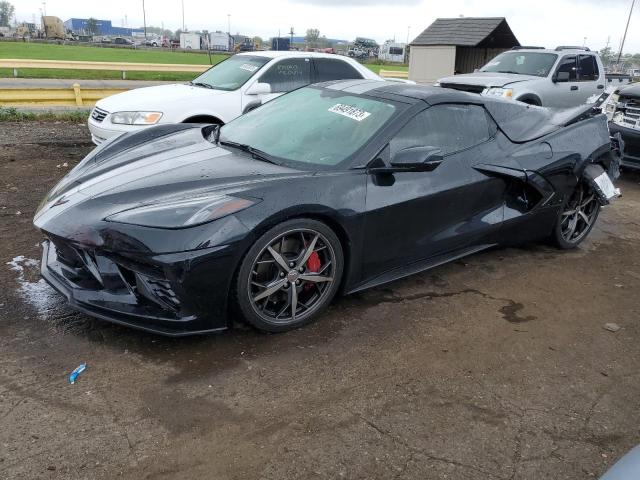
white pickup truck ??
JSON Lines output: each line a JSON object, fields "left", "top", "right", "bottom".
{"left": 437, "top": 46, "right": 610, "bottom": 108}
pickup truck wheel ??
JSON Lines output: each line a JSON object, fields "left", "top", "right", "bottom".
{"left": 518, "top": 96, "right": 542, "bottom": 106}
{"left": 183, "top": 116, "right": 223, "bottom": 125}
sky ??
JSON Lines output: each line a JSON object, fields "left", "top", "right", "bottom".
{"left": 12, "top": 0, "right": 640, "bottom": 53}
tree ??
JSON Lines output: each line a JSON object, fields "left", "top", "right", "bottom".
{"left": 0, "top": 1, "right": 15, "bottom": 27}
{"left": 305, "top": 28, "right": 320, "bottom": 47}
{"left": 85, "top": 17, "right": 100, "bottom": 36}
{"left": 599, "top": 46, "right": 614, "bottom": 67}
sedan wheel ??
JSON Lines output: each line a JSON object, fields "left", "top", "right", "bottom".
{"left": 554, "top": 181, "right": 601, "bottom": 249}
{"left": 234, "top": 219, "right": 343, "bottom": 332}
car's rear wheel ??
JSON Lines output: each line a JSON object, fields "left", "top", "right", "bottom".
{"left": 553, "top": 180, "right": 601, "bottom": 249}
{"left": 234, "top": 219, "right": 343, "bottom": 332}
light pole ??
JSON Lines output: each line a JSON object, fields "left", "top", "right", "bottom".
{"left": 227, "top": 14, "right": 231, "bottom": 51}
{"left": 617, "top": 0, "right": 636, "bottom": 66}
{"left": 181, "top": 0, "right": 185, "bottom": 32}
{"left": 142, "top": 0, "right": 147, "bottom": 39}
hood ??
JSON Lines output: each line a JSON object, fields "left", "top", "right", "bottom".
{"left": 34, "top": 125, "right": 303, "bottom": 231}
{"left": 96, "top": 83, "right": 231, "bottom": 112}
{"left": 439, "top": 72, "right": 540, "bottom": 88}
{"left": 618, "top": 83, "right": 640, "bottom": 100}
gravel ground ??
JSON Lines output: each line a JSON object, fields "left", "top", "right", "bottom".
{"left": 1, "top": 121, "right": 639, "bottom": 480}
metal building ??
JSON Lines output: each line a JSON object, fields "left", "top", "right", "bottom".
{"left": 408, "top": 17, "right": 520, "bottom": 84}
{"left": 63, "top": 18, "right": 143, "bottom": 37}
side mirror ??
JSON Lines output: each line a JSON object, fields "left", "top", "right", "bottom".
{"left": 245, "top": 82, "right": 271, "bottom": 95}
{"left": 390, "top": 146, "right": 444, "bottom": 171}
{"left": 554, "top": 71, "right": 571, "bottom": 83}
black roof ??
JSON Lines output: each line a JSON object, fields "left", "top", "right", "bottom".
{"left": 410, "top": 17, "right": 520, "bottom": 48}
{"left": 321, "top": 80, "right": 576, "bottom": 143}
{"left": 323, "top": 79, "right": 484, "bottom": 105}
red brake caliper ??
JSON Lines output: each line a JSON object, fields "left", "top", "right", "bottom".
{"left": 305, "top": 250, "right": 321, "bottom": 290}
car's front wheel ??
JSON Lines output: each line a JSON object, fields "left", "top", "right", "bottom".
{"left": 234, "top": 219, "right": 343, "bottom": 332}
{"left": 553, "top": 180, "right": 601, "bottom": 249}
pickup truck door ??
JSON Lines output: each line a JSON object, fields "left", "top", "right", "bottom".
{"left": 577, "top": 54, "right": 605, "bottom": 100}
{"left": 547, "top": 55, "right": 582, "bottom": 108}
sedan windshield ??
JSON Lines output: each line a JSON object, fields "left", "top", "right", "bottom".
{"left": 218, "top": 87, "right": 399, "bottom": 168}
{"left": 191, "top": 55, "right": 270, "bottom": 91}
{"left": 480, "top": 52, "right": 558, "bottom": 77}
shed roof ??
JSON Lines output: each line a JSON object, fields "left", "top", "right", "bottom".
{"left": 410, "top": 17, "right": 520, "bottom": 48}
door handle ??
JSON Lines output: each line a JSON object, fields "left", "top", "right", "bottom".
{"left": 597, "top": 84, "right": 605, "bottom": 90}
{"left": 570, "top": 86, "right": 579, "bottom": 91}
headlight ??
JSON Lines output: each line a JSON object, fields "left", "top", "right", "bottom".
{"left": 612, "top": 111, "right": 625, "bottom": 125}
{"left": 433, "top": 82, "right": 441, "bottom": 87}
{"left": 603, "top": 93, "right": 620, "bottom": 120}
{"left": 110, "top": 111, "right": 163, "bottom": 125}
{"left": 105, "top": 195, "right": 257, "bottom": 229}
{"left": 484, "top": 87, "right": 513, "bottom": 99}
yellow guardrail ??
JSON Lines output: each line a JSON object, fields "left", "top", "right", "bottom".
{"left": 379, "top": 69, "right": 409, "bottom": 79}
{"left": 0, "top": 59, "right": 211, "bottom": 79}
{"left": 0, "top": 84, "right": 126, "bottom": 106}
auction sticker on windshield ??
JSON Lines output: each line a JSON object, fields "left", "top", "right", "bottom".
{"left": 328, "top": 104, "right": 371, "bottom": 121}
{"left": 240, "top": 64, "right": 259, "bottom": 72}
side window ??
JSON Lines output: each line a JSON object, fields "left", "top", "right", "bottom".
{"left": 577, "top": 55, "right": 599, "bottom": 81}
{"left": 390, "top": 104, "right": 496, "bottom": 157}
{"left": 555, "top": 55, "right": 577, "bottom": 82}
{"left": 314, "top": 58, "right": 363, "bottom": 82}
{"left": 259, "top": 58, "right": 311, "bottom": 93}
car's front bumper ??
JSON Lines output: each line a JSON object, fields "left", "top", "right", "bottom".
{"left": 40, "top": 238, "right": 236, "bottom": 336}
{"left": 609, "top": 122, "right": 640, "bottom": 170}
{"left": 87, "top": 114, "right": 152, "bottom": 146}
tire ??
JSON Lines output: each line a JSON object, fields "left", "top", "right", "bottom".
{"left": 552, "top": 180, "right": 601, "bottom": 249}
{"left": 233, "top": 218, "right": 344, "bottom": 333}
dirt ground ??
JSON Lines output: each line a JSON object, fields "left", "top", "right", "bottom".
{"left": 1, "top": 121, "right": 639, "bottom": 480}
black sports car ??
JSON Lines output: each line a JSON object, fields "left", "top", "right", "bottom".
{"left": 34, "top": 80, "right": 622, "bottom": 336}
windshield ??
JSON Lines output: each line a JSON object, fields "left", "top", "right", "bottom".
{"left": 218, "top": 87, "right": 399, "bottom": 169}
{"left": 191, "top": 55, "right": 270, "bottom": 91}
{"left": 480, "top": 52, "right": 558, "bottom": 77}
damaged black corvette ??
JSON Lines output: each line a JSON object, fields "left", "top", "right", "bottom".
{"left": 34, "top": 80, "right": 622, "bottom": 335}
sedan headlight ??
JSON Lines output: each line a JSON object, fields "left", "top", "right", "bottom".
{"left": 484, "top": 87, "right": 513, "bottom": 99}
{"left": 105, "top": 195, "right": 257, "bottom": 229}
{"left": 110, "top": 111, "right": 163, "bottom": 125}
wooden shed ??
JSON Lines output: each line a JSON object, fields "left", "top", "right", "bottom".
{"left": 408, "top": 17, "right": 520, "bottom": 84}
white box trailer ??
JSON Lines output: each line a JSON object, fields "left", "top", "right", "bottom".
{"left": 180, "top": 33, "right": 202, "bottom": 50}
{"left": 209, "top": 31, "right": 232, "bottom": 51}
{"left": 378, "top": 42, "right": 406, "bottom": 63}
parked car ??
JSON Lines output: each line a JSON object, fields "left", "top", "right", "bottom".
{"left": 35, "top": 81, "right": 621, "bottom": 336}
{"left": 87, "top": 51, "right": 402, "bottom": 145}
{"left": 113, "top": 37, "right": 133, "bottom": 46}
{"left": 602, "top": 82, "right": 640, "bottom": 170}
{"left": 437, "top": 47, "right": 608, "bottom": 108}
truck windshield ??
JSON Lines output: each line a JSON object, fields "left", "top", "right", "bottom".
{"left": 191, "top": 55, "right": 270, "bottom": 91}
{"left": 218, "top": 87, "right": 400, "bottom": 169}
{"left": 480, "top": 52, "right": 558, "bottom": 77}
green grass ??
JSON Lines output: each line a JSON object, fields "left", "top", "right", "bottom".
{"left": 0, "top": 106, "right": 89, "bottom": 122}
{"left": 0, "top": 42, "right": 225, "bottom": 65}
{"left": 365, "top": 64, "right": 408, "bottom": 74}
{"left": 0, "top": 67, "right": 197, "bottom": 81}
{"left": 0, "top": 42, "right": 408, "bottom": 80}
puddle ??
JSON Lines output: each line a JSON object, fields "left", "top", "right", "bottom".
{"left": 6, "top": 255, "right": 62, "bottom": 317}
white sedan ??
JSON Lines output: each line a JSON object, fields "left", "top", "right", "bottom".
{"left": 88, "top": 51, "right": 396, "bottom": 145}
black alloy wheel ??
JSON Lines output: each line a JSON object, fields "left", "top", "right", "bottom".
{"left": 234, "top": 219, "right": 343, "bottom": 332}
{"left": 554, "top": 181, "right": 601, "bottom": 249}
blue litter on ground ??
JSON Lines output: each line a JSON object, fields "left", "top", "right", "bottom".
{"left": 69, "top": 363, "right": 87, "bottom": 384}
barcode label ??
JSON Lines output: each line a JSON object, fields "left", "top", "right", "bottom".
{"left": 328, "top": 104, "right": 371, "bottom": 121}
